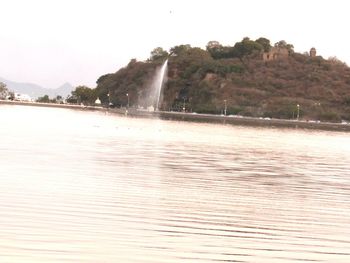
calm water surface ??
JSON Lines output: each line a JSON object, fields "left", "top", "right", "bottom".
{"left": 0, "top": 105, "right": 350, "bottom": 263}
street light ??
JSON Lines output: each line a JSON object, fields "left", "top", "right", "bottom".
{"left": 107, "top": 92, "right": 112, "bottom": 107}
{"left": 126, "top": 93, "right": 129, "bottom": 108}
{"left": 224, "top": 100, "right": 227, "bottom": 116}
{"left": 297, "top": 104, "right": 300, "bottom": 121}
{"left": 182, "top": 97, "right": 186, "bottom": 112}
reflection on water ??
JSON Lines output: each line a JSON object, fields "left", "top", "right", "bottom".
{"left": 0, "top": 105, "right": 350, "bottom": 263}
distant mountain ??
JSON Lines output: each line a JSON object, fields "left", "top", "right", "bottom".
{"left": 55, "top": 82, "right": 75, "bottom": 98}
{"left": 0, "top": 77, "right": 74, "bottom": 99}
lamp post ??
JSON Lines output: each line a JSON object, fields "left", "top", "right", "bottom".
{"left": 224, "top": 100, "right": 227, "bottom": 116}
{"left": 107, "top": 92, "right": 112, "bottom": 107}
{"left": 126, "top": 93, "right": 129, "bottom": 108}
{"left": 182, "top": 97, "right": 186, "bottom": 112}
{"left": 297, "top": 104, "right": 300, "bottom": 121}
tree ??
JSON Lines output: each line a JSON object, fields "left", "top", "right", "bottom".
{"left": 70, "top": 86, "right": 96, "bottom": 105}
{"left": 328, "top": 56, "right": 346, "bottom": 66}
{"left": 170, "top": 44, "right": 191, "bottom": 56}
{"left": 206, "top": 41, "right": 230, "bottom": 59}
{"left": 149, "top": 47, "right": 169, "bottom": 61}
{"left": 53, "top": 95, "right": 64, "bottom": 104}
{"left": 66, "top": 94, "right": 78, "bottom": 104}
{"left": 206, "top": 41, "right": 221, "bottom": 49}
{"left": 127, "top": 58, "right": 137, "bottom": 66}
{"left": 37, "top": 95, "right": 50, "bottom": 103}
{"left": 230, "top": 37, "right": 263, "bottom": 59}
{"left": 274, "top": 40, "right": 294, "bottom": 53}
{"left": 0, "top": 82, "right": 8, "bottom": 99}
{"left": 0, "top": 82, "right": 6, "bottom": 92}
{"left": 186, "top": 47, "right": 212, "bottom": 60}
{"left": 255, "top": 37, "right": 271, "bottom": 52}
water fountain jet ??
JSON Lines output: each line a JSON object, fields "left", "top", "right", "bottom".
{"left": 153, "top": 59, "right": 168, "bottom": 111}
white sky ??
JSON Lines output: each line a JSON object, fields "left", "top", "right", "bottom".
{"left": 0, "top": 0, "right": 349, "bottom": 89}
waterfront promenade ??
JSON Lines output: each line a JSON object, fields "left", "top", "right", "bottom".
{"left": 1, "top": 100, "right": 350, "bottom": 132}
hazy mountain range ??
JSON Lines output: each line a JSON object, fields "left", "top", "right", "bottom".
{"left": 0, "top": 77, "right": 74, "bottom": 99}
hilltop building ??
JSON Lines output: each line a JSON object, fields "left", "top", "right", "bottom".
{"left": 310, "top": 47, "right": 317, "bottom": 57}
{"left": 263, "top": 47, "right": 289, "bottom": 61}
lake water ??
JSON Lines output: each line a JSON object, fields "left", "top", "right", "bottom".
{"left": 1, "top": 105, "right": 350, "bottom": 263}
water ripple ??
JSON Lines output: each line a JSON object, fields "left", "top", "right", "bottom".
{"left": 0, "top": 105, "right": 349, "bottom": 262}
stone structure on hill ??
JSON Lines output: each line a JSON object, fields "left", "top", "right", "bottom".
{"left": 263, "top": 47, "right": 289, "bottom": 61}
{"left": 310, "top": 47, "right": 317, "bottom": 57}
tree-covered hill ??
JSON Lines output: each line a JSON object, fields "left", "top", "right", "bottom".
{"left": 91, "top": 37, "right": 350, "bottom": 122}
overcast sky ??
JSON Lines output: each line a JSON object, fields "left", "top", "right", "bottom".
{"left": 0, "top": 0, "right": 349, "bottom": 89}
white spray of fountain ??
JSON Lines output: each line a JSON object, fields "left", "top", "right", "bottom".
{"left": 153, "top": 59, "right": 168, "bottom": 111}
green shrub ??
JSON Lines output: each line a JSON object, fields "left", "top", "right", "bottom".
{"left": 318, "top": 111, "right": 341, "bottom": 122}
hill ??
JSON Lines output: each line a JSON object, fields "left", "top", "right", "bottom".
{"left": 55, "top": 82, "right": 75, "bottom": 98}
{"left": 94, "top": 38, "right": 350, "bottom": 122}
{"left": 0, "top": 77, "right": 74, "bottom": 99}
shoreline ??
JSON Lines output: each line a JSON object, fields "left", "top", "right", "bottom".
{"left": 1, "top": 100, "right": 350, "bottom": 132}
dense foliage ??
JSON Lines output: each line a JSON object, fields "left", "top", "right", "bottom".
{"left": 73, "top": 37, "right": 350, "bottom": 122}
{"left": 0, "top": 82, "right": 9, "bottom": 99}
{"left": 66, "top": 86, "right": 97, "bottom": 105}
{"left": 37, "top": 95, "right": 64, "bottom": 104}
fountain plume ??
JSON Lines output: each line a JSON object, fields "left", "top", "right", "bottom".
{"left": 154, "top": 59, "right": 168, "bottom": 111}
